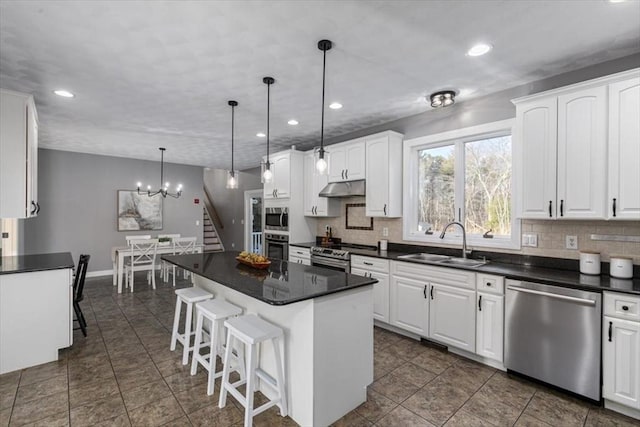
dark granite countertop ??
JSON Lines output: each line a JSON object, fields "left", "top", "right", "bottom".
{"left": 0, "top": 252, "right": 75, "bottom": 275}
{"left": 161, "top": 251, "right": 378, "bottom": 305}
{"left": 289, "top": 242, "right": 640, "bottom": 295}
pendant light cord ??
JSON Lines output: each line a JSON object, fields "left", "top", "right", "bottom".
{"left": 266, "top": 81, "right": 270, "bottom": 162}
{"left": 320, "top": 45, "right": 326, "bottom": 154}
{"left": 160, "top": 148, "right": 164, "bottom": 188}
{"left": 231, "top": 103, "right": 235, "bottom": 174}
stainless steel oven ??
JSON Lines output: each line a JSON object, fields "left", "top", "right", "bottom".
{"left": 264, "top": 233, "right": 289, "bottom": 261}
{"left": 265, "top": 207, "right": 288, "bottom": 231}
{"left": 310, "top": 247, "right": 350, "bottom": 273}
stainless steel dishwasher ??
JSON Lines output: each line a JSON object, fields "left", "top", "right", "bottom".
{"left": 505, "top": 279, "right": 602, "bottom": 401}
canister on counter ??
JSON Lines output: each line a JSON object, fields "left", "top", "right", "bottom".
{"left": 610, "top": 256, "right": 633, "bottom": 279}
{"left": 579, "top": 251, "right": 601, "bottom": 275}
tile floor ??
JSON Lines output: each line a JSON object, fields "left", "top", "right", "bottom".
{"left": 1, "top": 273, "right": 638, "bottom": 427}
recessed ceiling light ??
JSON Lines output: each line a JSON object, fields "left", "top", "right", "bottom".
{"left": 329, "top": 102, "right": 342, "bottom": 110}
{"left": 53, "top": 89, "right": 74, "bottom": 98}
{"left": 608, "top": 0, "right": 627, "bottom": 3}
{"left": 256, "top": 132, "right": 266, "bottom": 138}
{"left": 467, "top": 43, "right": 492, "bottom": 57}
{"left": 287, "top": 119, "right": 299, "bottom": 125}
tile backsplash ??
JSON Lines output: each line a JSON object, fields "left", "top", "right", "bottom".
{"left": 316, "top": 197, "right": 640, "bottom": 264}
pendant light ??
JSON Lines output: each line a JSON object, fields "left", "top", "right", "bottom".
{"left": 261, "top": 76, "right": 275, "bottom": 183}
{"left": 315, "top": 39, "right": 332, "bottom": 175}
{"left": 226, "top": 100, "right": 239, "bottom": 189}
{"left": 136, "top": 147, "right": 182, "bottom": 198}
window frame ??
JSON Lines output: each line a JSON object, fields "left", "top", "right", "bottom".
{"left": 403, "top": 119, "right": 520, "bottom": 250}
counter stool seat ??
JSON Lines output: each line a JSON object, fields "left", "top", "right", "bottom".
{"left": 170, "top": 287, "right": 213, "bottom": 365}
{"left": 191, "top": 298, "right": 245, "bottom": 395}
{"left": 219, "top": 314, "right": 287, "bottom": 427}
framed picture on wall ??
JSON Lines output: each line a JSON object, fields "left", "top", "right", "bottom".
{"left": 117, "top": 190, "right": 163, "bottom": 231}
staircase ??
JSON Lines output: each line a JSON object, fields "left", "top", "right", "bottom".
{"left": 203, "top": 208, "right": 224, "bottom": 252}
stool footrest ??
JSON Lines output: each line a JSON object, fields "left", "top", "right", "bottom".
{"left": 255, "top": 368, "right": 277, "bottom": 390}
{"left": 224, "top": 382, "right": 247, "bottom": 407}
{"left": 253, "top": 400, "right": 280, "bottom": 417}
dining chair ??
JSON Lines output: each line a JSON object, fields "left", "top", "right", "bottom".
{"left": 73, "top": 254, "right": 91, "bottom": 337}
{"left": 158, "top": 234, "right": 181, "bottom": 280}
{"left": 124, "top": 238, "right": 159, "bottom": 292}
{"left": 167, "top": 237, "right": 198, "bottom": 287}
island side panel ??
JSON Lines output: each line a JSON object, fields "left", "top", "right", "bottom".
{"left": 195, "top": 275, "right": 316, "bottom": 427}
{"left": 312, "top": 285, "right": 374, "bottom": 426}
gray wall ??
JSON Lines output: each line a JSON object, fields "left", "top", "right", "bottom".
{"left": 203, "top": 169, "right": 262, "bottom": 251}
{"left": 23, "top": 149, "right": 204, "bottom": 272}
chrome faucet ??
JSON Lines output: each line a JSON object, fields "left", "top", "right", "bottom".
{"left": 440, "top": 221, "right": 470, "bottom": 259}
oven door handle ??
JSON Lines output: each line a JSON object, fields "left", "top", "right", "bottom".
{"left": 507, "top": 286, "right": 596, "bottom": 306}
{"left": 280, "top": 212, "right": 284, "bottom": 227}
{"left": 310, "top": 255, "right": 349, "bottom": 271}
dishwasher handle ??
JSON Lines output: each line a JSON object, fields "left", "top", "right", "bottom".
{"left": 507, "top": 285, "right": 596, "bottom": 306}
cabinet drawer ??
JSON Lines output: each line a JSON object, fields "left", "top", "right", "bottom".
{"left": 604, "top": 292, "right": 640, "bottom": 321}
{"left": 352, "top": 255, "right": 389, "bottom": 273}
{"left": 289, "top": 247, "right": 310, "bottom": 259}
{"left": 476, "top": 273, "right": 505, "bottom": 295}
{"left": 391, "top": 261, "right": 475, "bottom": 290}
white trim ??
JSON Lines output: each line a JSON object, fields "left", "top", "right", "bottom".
{"left": 244, "top": 189, "right": 263, "bottom": 253}
{"left": 86, "top": 269, "right": 113, "bottom": 278}
{"left": 402, "top": 119, "right": 520, "bottom": 250}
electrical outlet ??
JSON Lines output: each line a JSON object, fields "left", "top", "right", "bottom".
{"left": 382, "top": 227, "right": 389, "bottom": 237}
{"left": 566, "top": 235, "right": 578, "bottom": 250}
{"left": 195, "top": 220, "right": 200, "bottom": 226}
{"left": 522, "top": 234, "right": 538, "bottom": 247}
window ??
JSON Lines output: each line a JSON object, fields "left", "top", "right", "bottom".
{"left": 404, "top": 119, "right": 520, "bottom": 249}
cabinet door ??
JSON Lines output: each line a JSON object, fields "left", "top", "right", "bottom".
{"left": 303, "top": 153, "right": 315, "bottom": 215}
{"left": 608, "top": 77, "right": 640, "bottom": 220}
{"left": 314, "top": 163, "right": 331, "bottom": 216}
{"left": 429, "top": 283, "right": 476, "bottom": 352}
{"left": 272, "top": 154, "right": 291, "bottom": 198}
{"left": 26, "top": 100, "right": 38, "bottom": 217}
{"left": 603, "top": 317, "right": 640, "bottom": 409}
{"left": 366, "top": 136, "right": 389, "bottom": 217}
{"left": 515, "top": 98, "right": 558, "bottom": 219}
{"left": 390, "top": 275, "right": 428, "bottom": 335}
{"left": 345, "top": 141, "right": 365, "bottom": 180}
{"left": 476, "top": 292, "right": 504, "bottom": 363}
{"left": 352, "top": 267, "right": 388, "bottom": 322}
{"left": 557, "top": 86, "right": 607, "bottom": 219}
{"left": 328, "top": 146, "right": 346, "bottom": 182}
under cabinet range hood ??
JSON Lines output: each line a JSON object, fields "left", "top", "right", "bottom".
{"left": 319, "top": 180, "right": 365, "bottom": 198}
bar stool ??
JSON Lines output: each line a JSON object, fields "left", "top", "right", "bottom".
{"left": 190, "top": 298, "right": 245, "bottom": 395}
{"left": 170, "top": 287, "right": 213, "bottom": 365}
{"left": 218, "top": 314, "right": 287, "bottom": 427}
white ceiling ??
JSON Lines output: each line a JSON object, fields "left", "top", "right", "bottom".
{"left": 1, "top": 1, "right": 639, "bottom": 170}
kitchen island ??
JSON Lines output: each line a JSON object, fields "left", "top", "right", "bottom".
{"left": 162, "top": 251, "right": 378, "bottom": 427}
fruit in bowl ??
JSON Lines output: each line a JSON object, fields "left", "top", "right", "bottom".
{"left": 236, "top": 252, "right": 271, "bottom": 269}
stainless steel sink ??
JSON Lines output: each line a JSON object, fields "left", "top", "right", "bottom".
{"left": 437, "top": 258, "right": 487, "bottom": 267}
{"left": 397, "top": 253, "right": 451, "bottom": 262}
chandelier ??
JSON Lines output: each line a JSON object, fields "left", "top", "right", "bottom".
{"left": 137, "top": 147, "right": 182, "bottom": 198}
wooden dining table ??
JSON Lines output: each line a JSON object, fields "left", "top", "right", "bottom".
{"left": 111, "top": 242, "right": 203, "bottom": 294}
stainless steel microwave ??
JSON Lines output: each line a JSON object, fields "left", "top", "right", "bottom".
{"left": 265, "top": 207, "right": 288, "bottom": 231}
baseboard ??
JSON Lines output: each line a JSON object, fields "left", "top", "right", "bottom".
{"left": 86, "top": 270, "right": 113, "bottom": 278}
{"left": 604, "top": 399, "right": 640, "bottom": 420}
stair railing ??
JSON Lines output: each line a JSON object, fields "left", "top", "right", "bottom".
{"left": 203, "top": 186, "right": 225, "bottom": 251}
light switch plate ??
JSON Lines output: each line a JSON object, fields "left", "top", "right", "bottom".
{"left": 566, "top": 235, "right": 578, "bottom": 250}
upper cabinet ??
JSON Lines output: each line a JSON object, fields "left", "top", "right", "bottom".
{"left": 0, "top": 89, "right": 39, "bottom": 218}
{"left": 365, "top": 132, "right": 403, "bottom": 217}
{"left": 303, "top": 152, "right": 340, "bottom": 217}
{"left": 514, "top": 68, "right": 640, "bottom": 221}
{"left": 328, "top": 140, "right": 365, "bottom": 182}
{"left": 608, "top": 77, "right": 640, "bottom": 220}
{"left": 264, "top": 151, "right": 291, "bottom": 199}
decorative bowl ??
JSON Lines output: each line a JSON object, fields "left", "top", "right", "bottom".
{"left": 235, "top": 257, "right": 271, "bottom": 270}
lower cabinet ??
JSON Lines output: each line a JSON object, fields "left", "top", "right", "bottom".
{"left": 603, "top": 316, "right": 640, "bottom": 409}
{"left": 352, "top": 268, "right": 389, "bottom": 322}
{"left": 476, "top": 292, "right": 504, "bottom": 363}
{"left": 428, "top": 283, "right": 476, "bottom": 352}
{"left": 389, "top": 275, "right": 429, "bottom": 336}
{"left": 289, "top": 246, "right": 310, "bottom": 266}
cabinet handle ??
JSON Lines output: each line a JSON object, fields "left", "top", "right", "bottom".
{"left": 478, "top": 295, "right": 482, "bottom": 311}
{"left": 30, "top": 201, "right": 37, "bottom": 215}
{"left": 622, "top": 305, "right": 629, "bottom": 311}
{"left": 363, "top": 261, "right": 373, "bottom": 266}
{"left": 608, "top": 321, "right": 612, "bottom": 342}
{"left": 341, "top": 170, "right": 345, "bottom": 180}
{"left": 383, "top": 204, "right": 387, "bottom": 216}
{"left": 430, "top": 286, "right": 434, "bottom": 300}
{"left": 612, "top": 198, "right": 617, "bottom": 217}
{"left": 486, "top": 282, "right": 492, "bottom": 287}
{"left": 549, "top": 200, "right": 553, "bottom": 217}
{"left": 36, "top": 203, "right": 40, "bottom": 214}
{"left": 560, "top": 199, "right": 564, "bottom": 217}
{"left": 423, "top": 285, "right": 427, "bottom": 299}
{"left": 345, "top": 170, "right": 349, "bottom": 180}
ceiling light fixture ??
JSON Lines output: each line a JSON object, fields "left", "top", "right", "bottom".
{"left": 53, "top": 89, "right": 74, "bottom": 98}
{"left": 261, "top": 77, "right": 275, "bottom": 183}
{"left": 329, "top": 102, "right": 342, "bottom": 110}
{"left": 429, "top": 91, "right": 456, "bottom": 108}
{"left": 137, "top": 148, "right": 182, "bottom": 198}
{"left": 287, "top": 119, "right": 299, "bottom": 125}
{"left": 315, "top": 39, "right": 333, "bottom": 175}
{"left": 467, "top": 43, "right": 492, "bottom": 57}
{"left": 226, "top": 100, "right": 239, "bottom": 189}
{"left": 256, "top": 132, "right": 266, "bottom": 138}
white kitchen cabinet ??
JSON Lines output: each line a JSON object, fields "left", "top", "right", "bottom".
{"left": 327, "top": 140, "right": 365, "bottom": 183}
{"left": 352, "top": 255, "right": 390, "bottom": 323}
{"left": 608, "top": 77, "right": 640, "bottom": 220}
{"left": 365, "top": 132, "right": 403, "bottom": 217}
{"left": 389, "top": 275, "right": 428, "bottom": 336}
{"left": 429, "top": 283, "right": 476, "bottom": 352}
{"left": 303, "top": 152, "right": 340, "bottom": 217}
{"left": 476, "top": 292, "right": 504, "bottom": 363}
{"left": 603, "top": 317, "right": 640, "bottom": 410}
{"left": 557, "top": 86, "right": 607, "bottom": 219}
{"left": 0, "top": 89, "right": 39, "bottom": 218}
{"left": 289, "top": 246, "right": 311, "bottom": 266}
{"left": 264, "top": 151, "right": 291, "bottom": 199}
